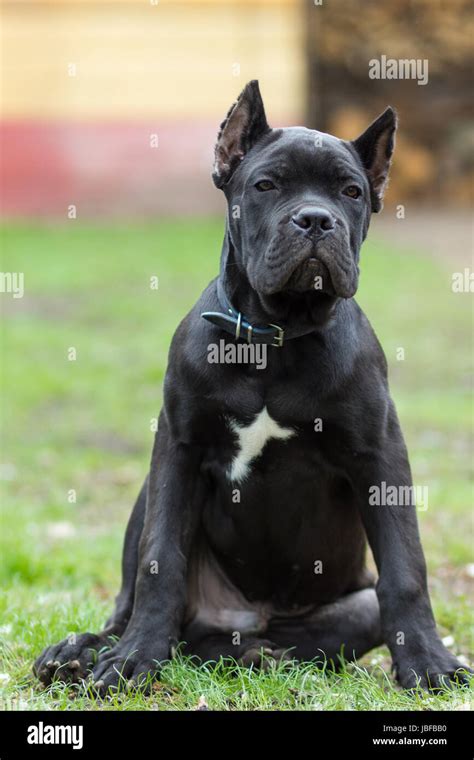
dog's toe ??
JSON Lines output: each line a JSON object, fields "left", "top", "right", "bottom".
{"left": 89, "top": 646, "right": 162, "bottom": 696}
{"left": 34, "top": 632, "right": 115, "bottom": 685}
{"left": 238, "top": 640, "right": 294, "bottom": 669}
{"left": 396, "top": 652, "right": 473, "bottom": 692}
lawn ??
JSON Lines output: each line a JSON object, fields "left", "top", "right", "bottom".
{"left": 0, "top": 220, "right": 472, "bottom": 711}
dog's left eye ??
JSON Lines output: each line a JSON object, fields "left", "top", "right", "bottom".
{"left": 254, "top": 180, "right": 276, "bottom": 192}
{"left": 343, "top": 185, "right": 362, "bottom": 199}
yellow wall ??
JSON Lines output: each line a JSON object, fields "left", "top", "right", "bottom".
{"left": 1, "top": 0, "right": 305, "bottom": 121}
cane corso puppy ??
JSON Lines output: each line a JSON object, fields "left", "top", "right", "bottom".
{"left": 35, "top": 81, "right": 470, "bottom": 693}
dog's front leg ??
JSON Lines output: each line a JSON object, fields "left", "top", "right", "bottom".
{"left": 90, "top": 416, "right": 203, "bottom": 693}
{"left": 351, "top": 406, "right": 470, "bottom": 690}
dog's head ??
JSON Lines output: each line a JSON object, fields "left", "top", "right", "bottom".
{"left": 213, "top": 81, "right": 397, "bottom": 300}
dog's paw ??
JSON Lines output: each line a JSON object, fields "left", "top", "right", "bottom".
{"left": 238, "top": 639, "right": 295, "bottom": 670}
{"left": 33, "top": 632, "right": 116, "bottom": 685}
{"left": 89, "top": 641, "right": 166, "bottom": 695}
{"left": 394, "top": 646, "right": 472, "bottom": 691}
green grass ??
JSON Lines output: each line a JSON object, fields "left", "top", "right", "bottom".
{"left": 0, "top": 220, "right": 472, "bottom": 711}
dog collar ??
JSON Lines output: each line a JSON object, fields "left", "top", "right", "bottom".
{"left": 201, "top": 279, "right": 285, "bottom": 348}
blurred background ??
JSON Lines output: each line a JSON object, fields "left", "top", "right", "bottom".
{"left": 0, "top": 0, "right": 472, "bottom": 710}
{"left": 1, "top": 0, "right": 473, "bottom": 218}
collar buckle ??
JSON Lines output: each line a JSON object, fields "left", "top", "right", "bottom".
{"left": 269, "top": 323, "right": 285, "bottom": 348}
{"left": 235, "top": 312, "right": 242, "bottom": 340}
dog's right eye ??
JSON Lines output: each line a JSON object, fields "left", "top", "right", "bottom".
{"left": 254, "top": 180, "right": 276, "bottom": 192}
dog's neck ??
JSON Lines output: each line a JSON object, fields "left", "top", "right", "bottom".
{"left": 219, "top": 230, "right": 340, "bottom": 333}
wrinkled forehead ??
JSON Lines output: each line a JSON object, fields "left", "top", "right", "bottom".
{"left": 241, "top": 127, "right": 365, "bottom": 183}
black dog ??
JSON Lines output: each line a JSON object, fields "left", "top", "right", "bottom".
{"left": 35, "top": 81, "right": 469, "bottom": 693}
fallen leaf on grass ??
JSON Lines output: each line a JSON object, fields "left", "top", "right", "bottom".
{"left": 195, "top": 695, "right": 210, "bottom": 711}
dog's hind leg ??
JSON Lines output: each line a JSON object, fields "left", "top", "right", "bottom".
{"left": 182, "top": 589, "right": 381, "bottom": 671}
{"left": 34, "top": 478, "right": 148, "bottom": 685}
{"left": 266, "top": 587, "right": 383, "bottom": 668}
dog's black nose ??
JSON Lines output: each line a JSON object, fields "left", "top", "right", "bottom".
{"left": 291, "top": 207, "right": 335, "bottom": 234}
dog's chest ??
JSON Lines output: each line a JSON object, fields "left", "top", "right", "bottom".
{"left": 226, "top": 406, "right": 295, "bottom": 482}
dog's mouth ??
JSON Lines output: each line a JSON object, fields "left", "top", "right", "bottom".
{"left": 285, "top": 256, "right": 336, "bottom": 295}
{"left": 258, "top": 230, "right": 359, "bottom": 299}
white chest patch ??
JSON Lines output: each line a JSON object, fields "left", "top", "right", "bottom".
{"left": 227, "top": 406, "right": 295, "bottom": 483}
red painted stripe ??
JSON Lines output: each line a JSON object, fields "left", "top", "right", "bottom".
{"left": 0, "top": 120, "right": 226, "bottom": 217}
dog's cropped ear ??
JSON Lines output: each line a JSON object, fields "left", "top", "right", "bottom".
{"left": 212, "top": 80, "right": 270, "bottom": 188}
{"left": 352, "top": 107, "right": 397, "bottom": 212}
